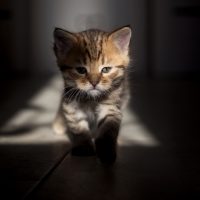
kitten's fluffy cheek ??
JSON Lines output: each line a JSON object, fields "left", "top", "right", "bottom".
{"left": 97, "top": 82, "right": 111, "bottom": 91}
{"left": 64, "top": 79, "right": 76, "bottom": 87}
{"left": 63, "top": 74, "right": 76, "bottom": 87}
{"left": 76, "top": 82, "right": 91, "bottom": 91}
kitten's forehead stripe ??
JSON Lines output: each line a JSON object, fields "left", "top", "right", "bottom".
{"left": 101, "top": 54, "right": 105, "bottom": 65}
{"left": 78, "top": 29, "right": 107, "bottom": 64}
{"left": 85, "top": 48, "right": 92, "bottom": 62}
{"left": 97, "top": 36, "right": 103, "bottom": 61}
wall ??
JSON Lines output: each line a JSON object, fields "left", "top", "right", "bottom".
{"left": 0, "top": 0, "right": 29, "bottom": 75}
{"left": 28, "top": 0, "right": 146, "bottom": 75}
{"left": 154, "top": 0, "right": 200, "bottom": 77}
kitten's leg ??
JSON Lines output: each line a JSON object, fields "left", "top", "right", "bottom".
{"left": 95, "top": 104, "right": 122, "bottom": 163}
{"left": 52, "top": 110, "right": 67, "bottom": 135}
{"left": 63, "top": 102, "right": 94, "bottom": 156}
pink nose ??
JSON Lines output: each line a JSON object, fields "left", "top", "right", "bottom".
{"left": 89, "top": 79, "right": 99, "bottom": 87}
{"left": 88, "top": 75, "right": 100, "bottom": 88}
{"left": 91, "top": 82, "right": 97, "bottom": 87}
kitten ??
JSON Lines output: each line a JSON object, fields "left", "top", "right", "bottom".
{"left": 53, "top": 26, "right": 132, "bottom": 163}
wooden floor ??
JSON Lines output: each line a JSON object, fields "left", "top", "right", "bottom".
{"left": 0, "top": 75, "right": 200, "bottom": 200}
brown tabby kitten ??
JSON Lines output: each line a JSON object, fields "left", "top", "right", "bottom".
{"left": 53, "top": 26, "right": 132, "bottom": 163}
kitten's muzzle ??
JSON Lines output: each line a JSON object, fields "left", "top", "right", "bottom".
{"left": 87, "top": 74, "right": 101, "bottom": 88}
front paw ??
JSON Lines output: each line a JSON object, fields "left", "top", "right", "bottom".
{"left": 52, "top": 120, "right": 66, "bottom": 135}
{"left": 95, "top": 136, "right": 117, "bottom": 164}
{"left": 95, "top": 120, "right": 119, "bottom": 164}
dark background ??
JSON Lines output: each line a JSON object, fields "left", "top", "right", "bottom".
{"left": 0, "top": 0, "right": 200, "bottom": 199}
{"left": 1, "top": 0, "right": 200, "bottom": 78}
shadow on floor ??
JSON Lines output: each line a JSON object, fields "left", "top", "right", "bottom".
{"left": 0, "top": 74, "right": 54, "bottom": 129}
{"left": 0, "top": 142, "right": 70, "bottom": 200}
{"left": 26, "top": 144, "right": 200, "bottom": 200}
{"left": 1, "top": 76, "right": 200, "bottom": 200}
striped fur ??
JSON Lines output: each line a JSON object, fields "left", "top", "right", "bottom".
{"left": 53, "top": 26, "right": 132, "bottom": 163}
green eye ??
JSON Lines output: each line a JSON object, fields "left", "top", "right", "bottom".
{"left": 76, "top": 67, "right": 87, "bottom": 74}
{"left": 101, "top": 67, "right": 112, "bottom": 73}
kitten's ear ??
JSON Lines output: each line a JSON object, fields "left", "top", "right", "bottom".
{"left": 53, "top": 28, "right": 76, "bottom": 56}
{"left": 109, "top": 26, "right": 132, "bottom": 53}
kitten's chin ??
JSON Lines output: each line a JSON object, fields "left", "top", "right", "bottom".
{"left": 88, "top": 89, "right": 101, "bottom": 97}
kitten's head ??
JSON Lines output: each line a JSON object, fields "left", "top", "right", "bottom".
{"left": 53, "top": 26, "right": 132, "bottom": 101}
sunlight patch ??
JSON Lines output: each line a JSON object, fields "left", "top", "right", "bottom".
{"left": 119, "top": 109, "right": 160, "bottom": 147}
{"left": 0, "top": 75, "right": 159, "bottom": 147}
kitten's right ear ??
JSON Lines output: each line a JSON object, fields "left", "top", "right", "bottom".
{"left": 109, "top": 26, "right": 132, "bottom": 54}
{"left": 53, "top": 28, "right": 76, "bottom": 56}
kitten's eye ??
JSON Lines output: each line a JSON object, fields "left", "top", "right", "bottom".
{"left": 76, "top": 67, "right": 87, "bottom": 74}
{"left": 101, "top": 67, "right": 112, "bottom": 73}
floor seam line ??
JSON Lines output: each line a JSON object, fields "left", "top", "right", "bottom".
{"left": 22, "top": 149, "right": 70, "bottom": 200}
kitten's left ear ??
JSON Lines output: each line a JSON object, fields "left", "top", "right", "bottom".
{"left": 53, "top": 28, "right": 77, "bottom": 57}
{"left": 109, "top": 26, "right": 132, "bottom": 54}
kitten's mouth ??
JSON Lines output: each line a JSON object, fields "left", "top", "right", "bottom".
{"left": 88, "top": 89, "right": 101, "bottom": 96}
{"left": 63, "top": 87, "right": 107, "bottom": 102}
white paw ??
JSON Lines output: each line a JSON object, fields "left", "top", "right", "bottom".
{"left": 52, "top": 122, "right": 67, "bottom": 135}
